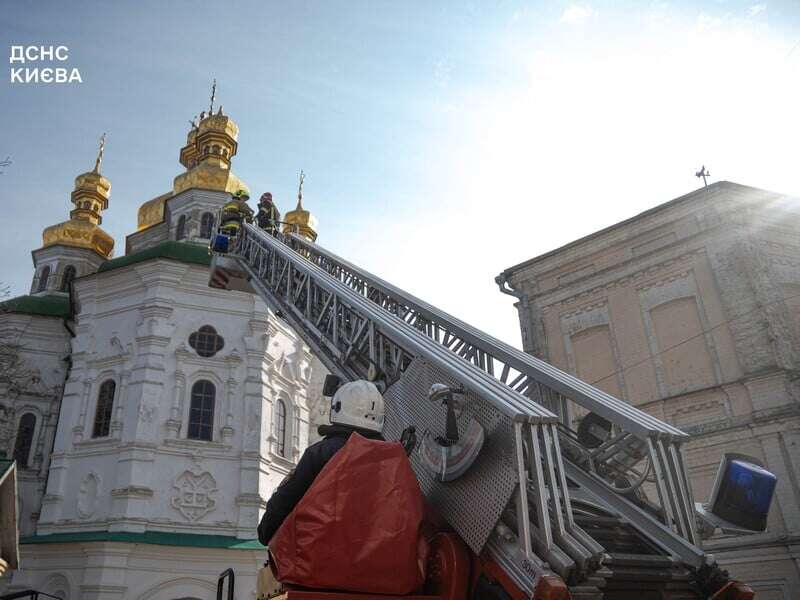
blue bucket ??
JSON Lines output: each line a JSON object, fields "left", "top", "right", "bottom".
{"left": 212, "top": 234, "right": 230, "bottom": 253}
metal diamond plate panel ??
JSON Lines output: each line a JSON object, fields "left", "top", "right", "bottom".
{"left": 384, "top": 358, "right": 519, "bottom": 554}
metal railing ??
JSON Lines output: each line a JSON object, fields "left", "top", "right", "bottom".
{"left": 216, "top": 568, "right": 234, "bottom": 600}
{"left": 273, "top": 230, "right": 701, "bottom": 550}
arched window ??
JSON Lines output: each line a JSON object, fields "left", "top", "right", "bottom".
{"left": 188, "top": 325, "right": 224, "bottom": 357}
{"left": 61, "top": 265, "right": 77, "bottom": 292}
{"left": 176, "top": 214, "right": 187, "bottom": 240}
{"left": 13, "top": 413, "right": 36, "bottom": 468}
{"left": 188, "top": 380, "right": 215, "bottom": 441}
{"left": 275, "top": 399, "right": 287, "bottom": 457}
{"left": 200, "top": 212, "right": 215, "bottom": 239}
{"left": 37, "top": 266, "right": 50, "bottom": 292}
{"left": 92, "top": 380, "right": 116, "bottom": 438}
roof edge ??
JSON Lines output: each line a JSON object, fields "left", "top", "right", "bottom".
{"left": 500, "top": 181, "right": 784, "bottom": 278}
{"left": 1, "top": 294, "right": 71, "bottom": 318}
{"left": 97, "top": 240, "right": 211, "bottom": 274}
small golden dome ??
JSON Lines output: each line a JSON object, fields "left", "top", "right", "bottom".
{"left": 197, "top": 111, "right": 239, "bottom": 141}
{"left": 282, "top": 171, "right": 318, "bottom": 242}
{"left": 73, "top": 170, "right": 111, "bottom": 200}
{"left": 283, "top": 206, "right": 319, "bottom": 242}
{"left": 173, "top": 105, "right": 248, "bottom": 196}
{"left": 137, "top": 192, "right": 172, "bottom": 231}
{"left": 40, "top": 134, "right": 115, "bottom": 258}
{"left": 70, "top": 170, "right": 111, "bottom": 225}
{"left": 43, "top": 218, "right": 114, "bottom": 258}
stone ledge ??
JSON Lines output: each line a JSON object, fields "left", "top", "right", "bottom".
{"left": 74, "top": 437, "right": 120, "bottom": 450}
{"left": 683, "top": 401, "right": 800, "bottom": 437}
{"left": 235, "top": 493, "right": 266, "bottom": 508}
{"left": 20, "top": 530, "right": 264, "bottom": 550}
{"left": 110, "top": 486, "right": 154, "bottom": 499}
{"left": 162, "top": 438, "right": 231, "bottom": 451}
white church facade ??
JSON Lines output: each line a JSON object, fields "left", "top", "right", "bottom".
{"left": 0, "top": 103, "right": 327, "bottom": 599}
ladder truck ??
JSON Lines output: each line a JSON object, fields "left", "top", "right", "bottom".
{"left": 209, "top": 223, "right": 764, "bottom": 600}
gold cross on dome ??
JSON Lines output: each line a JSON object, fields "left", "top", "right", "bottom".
{"left": 209, "top": 78, "right": 217, "bottom": 115}
{"left": 94, "top": 133, "right": 106, "bottom": 173}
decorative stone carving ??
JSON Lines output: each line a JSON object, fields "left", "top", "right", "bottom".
{"left": 175, "top": 342, "right": 192, "bottom": 360}
{"left": 109, "top": 335, "right": 128, "bottom": 359}
{"left": 275, "top": 352, "right": 295, "bottom": 380}
{"left": 554, "top": 249, "right": 702, "bottom": 309}
{"left": 171, "top": 470, "right": 218, "bottom": 521}
{"left": 41, "top": 574, "right": 70, "bottom": 600}
{"left": 77, "top": 472, "right": 101, "bottom": 518}
{"left": 244, "top": 406, "right": 260, "bottom": 446}
{"left": 138, "top": 396, "right": 157, "bottom": 424}
{"left": 166, "top": 370, "right": 185, "bottom": 438}
{"left": 0, "top": 403, "right": 13, "bottom": 451}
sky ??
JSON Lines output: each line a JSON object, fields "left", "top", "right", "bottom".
{"left": 1, "top": 1, "right": 799, "bottom": 347}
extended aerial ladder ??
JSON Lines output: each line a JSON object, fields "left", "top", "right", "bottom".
{"left": 210, "top": 223, "right": 754, "bottom": 600}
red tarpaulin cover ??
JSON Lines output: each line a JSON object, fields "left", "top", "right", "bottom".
{"left": 270, "top": 433, "right": 429, "bottom": 595}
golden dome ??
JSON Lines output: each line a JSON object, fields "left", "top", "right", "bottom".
{"left": 282, "top": 171, "right": 318, "bottom": 242}
{"left": 173, "top": 161, "right": 250, "bottom": 196}
{"left": 198, "top": 111, "right": 239, "bottom": 140}
{"left": 70, "top": 170, "right": 111, "bottom": 225}
{"left": 173, "top": 106, "right": 248, "bottom": 196}
{"left": 40, "top": 135, "right": 115, "bottom": 258}
{"left": 43, "top": 218, "right": 114, "bottom": 258}
{"left": 283, "top": 206, "right": 318, "bottom": 242}
{"left": 137, "top": 192, "right": 172, "bottom": 231}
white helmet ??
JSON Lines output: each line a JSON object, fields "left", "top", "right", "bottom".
{"left": 330, "top": 380, "right": 385, "bottom": 433}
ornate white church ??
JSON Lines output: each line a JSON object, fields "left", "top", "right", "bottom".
{"left": 0, "top": 99, "right": 328, "bottom": 599}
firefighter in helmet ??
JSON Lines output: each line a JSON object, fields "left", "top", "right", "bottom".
{"left": 256, "top": 192, "right": 281, "bottom": 235}
{"left": 219, "top": 189, "right": 254, "bottom": 236}
{"left": 257, "top": 380, "right": 385, "bottom": 546}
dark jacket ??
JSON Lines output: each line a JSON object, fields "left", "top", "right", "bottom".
{"left": 256, "top": 203, "right": 280, "bottom": 230}
{"left": 257, "top": 424, "right": 383, "bottom": 546}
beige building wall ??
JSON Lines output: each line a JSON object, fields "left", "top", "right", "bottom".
{"left": 500, "top": 182, "right": 800, "bottom": 599}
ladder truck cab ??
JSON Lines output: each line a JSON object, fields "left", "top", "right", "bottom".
{"left": 209, "top": 224, "right": 774, "bottom": 600}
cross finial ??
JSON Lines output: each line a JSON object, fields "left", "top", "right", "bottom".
{"left": 695, "top": 165, "right": 711, "bottom": 187}
{"left": 209, "top": 78, "right": 217, "bottom": 116}
{"left": 297, "top": 170, "right": 306, "bottom": 209}
{"left": 94, "top": 133, "right": 106, "bottom": 173}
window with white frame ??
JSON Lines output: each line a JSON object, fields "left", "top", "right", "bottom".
{"left": 13, "top": 413, "right": 36, "bottom": 468}
{"left": 61, "top": 264, "right": 77, "bottom": 291}
{"left": 188, "top": 380, "right": 215, "bottom": 441}
{"left": 275, "top": 399, "right": 287, "bottom": 457}
{"left": 189, "top": 325, "right": 225, "bottom": 358}
{"left": 200, "top": 212, "right": 215, "bottom": 238}
{"left": 92, "top": 379, "right": 116, "bottom": 438}
{"left": 176, "top": 214, "right": 187, "bottom": 240}
{"left": 37, "top": 266, "right": 50, "bottom": 292}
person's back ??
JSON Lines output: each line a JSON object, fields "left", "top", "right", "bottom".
{"left": 220, "top": 190, "right": 254, "bottom": 228}
{"left": 268, "top": 432, "right": 428, "bottom": 595}
{"left": 257, "top": 380, "right": 385, "bottom": 546}
{"left": 256, "top": 192, "right": 281, "bottom": 232}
